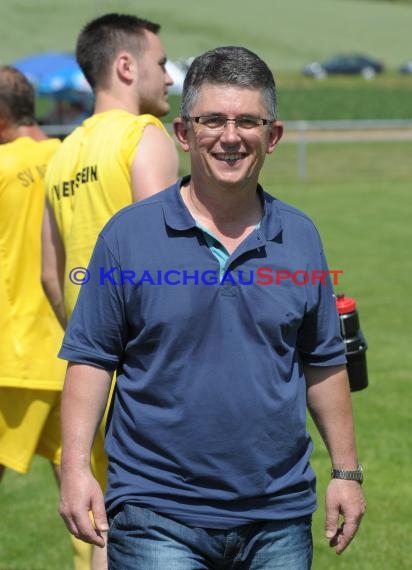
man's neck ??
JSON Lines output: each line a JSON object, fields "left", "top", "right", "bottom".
{"left": 180, "top": 179, "right": 263, "bottom": 253}
{"left": 93, "top": 90, "right": 140, "bottom": 116}
{"left": 0, "top": 124, "right": 47, "bottom": 143}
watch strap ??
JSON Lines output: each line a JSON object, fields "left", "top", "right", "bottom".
{"left": 331, "top": 464, "right": 363, "bottom": 484}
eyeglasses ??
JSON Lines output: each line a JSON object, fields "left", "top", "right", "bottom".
{"left": 186, "top": 115, "right": 272, "bottom": 132}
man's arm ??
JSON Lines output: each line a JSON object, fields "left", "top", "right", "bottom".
{"left": 59, "top": 363, "right": 113, "bottom": 547}
{"left": 130, "top": 124, "right": 179, "bottom": 202}
{"left": 305, "top": 364, "right": 366, "bottom": 555}
{"left": 41, "top": 200, "right": 67, "bottom": 329}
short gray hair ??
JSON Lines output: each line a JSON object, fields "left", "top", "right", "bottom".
{"left": 180, "top": 46, "right": 277, "bottom": 120}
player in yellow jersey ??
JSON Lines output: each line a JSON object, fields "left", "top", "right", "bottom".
{"left": 41, "top": 13, "right": 179, "bottom": 570}
{"left": 43, "top": 13, "right": 179, "bottom": 326}
{"left": 0, "top": 66, "right": 84, "bottom": 567}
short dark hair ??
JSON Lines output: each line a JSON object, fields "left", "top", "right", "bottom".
{"left": 76, "top": 13, "right": 161, "bottom": 90}
{"left": 0, "top": 65, "right": 35, "bottom": 126}
{"left": 180, "top": 46, "right": 278, "bottom": 120}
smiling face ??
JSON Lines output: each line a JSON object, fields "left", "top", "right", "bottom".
{"left": 174, "top": 83, "right": 283, "bottom": 193}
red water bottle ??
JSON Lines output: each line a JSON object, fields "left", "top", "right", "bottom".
{"left": 336, "top": 294, "right": 368, "bottom": 391}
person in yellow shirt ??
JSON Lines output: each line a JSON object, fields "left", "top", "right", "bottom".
{"left": 0, "top": 64, "right": 71, "bottom": 556}
{"left": 0, "top": 65, "right": 63, "bottom": 473}
{"left": 42, "top": 13, "right": 179, "bottom": 326}
{"left": 41, "top": 13, "right": 179, "bottom": 570}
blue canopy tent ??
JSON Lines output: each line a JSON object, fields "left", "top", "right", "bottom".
{"left": 38, "top": 64, "right": 92, "bottom": 95}
{"left": 13, "top": 52, "right": 78, "bottom": 87}
{"left": 12, "top": 51, "right": 187, "bottom": 127}
{"left": 12, "top": 52, "right": 94, "bottom": 125}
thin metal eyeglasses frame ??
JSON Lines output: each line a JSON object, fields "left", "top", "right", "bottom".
{"left": 185, "top": 116, "right": 273, "bottom": 130}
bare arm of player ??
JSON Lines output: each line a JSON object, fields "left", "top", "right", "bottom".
{"left": 41, "top": 200, "right": 67, "bottom": 329}
{"left": 130, "top": 123, "right": 179, "bottom": 202}
{"left": 59, "top": 363, "right": 113, "bottom": 547}
{"left": 305, "top": 364, "right": 366, "bottom": 555}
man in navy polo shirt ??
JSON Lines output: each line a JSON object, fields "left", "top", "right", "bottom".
{"left": 58, "top": 46, "right": 365, "bottom": 569}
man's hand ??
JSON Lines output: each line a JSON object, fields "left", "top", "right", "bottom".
{"left": 325, "top": 478, "right": 366, "bottom": 554}
{"left": 59, "top": 467, "right": 109, "bottom": 547}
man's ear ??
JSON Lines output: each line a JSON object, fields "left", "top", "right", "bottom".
{"left": 173, "top": 117, "right": 190, "bottom": 152}
{"left": 115, "top": 51, "right": 135, "bottom": 83}
{"left": 266, "top": 120, "right": 284, "bottom": 155}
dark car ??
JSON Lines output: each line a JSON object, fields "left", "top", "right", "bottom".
{"left": 399, "top": 60, "right": 412, "bottom": 74}
{"left": 302, "top": 54, "right": 384, "bottom": 79}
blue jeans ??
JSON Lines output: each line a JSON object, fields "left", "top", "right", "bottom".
{"left": 108, "top": 504, "right": 313, "bottom": 569}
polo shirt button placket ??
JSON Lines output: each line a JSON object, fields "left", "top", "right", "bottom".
{"left": 220, "top": 263, "right": 237, "bottom": 297}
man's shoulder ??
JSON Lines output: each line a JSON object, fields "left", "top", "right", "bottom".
{"left": 101, "top": 182, "right": 178, "bottom": 237}
{"left": 51, "top": 111, "right": 166, "bottom": 156}
{"left": 48, "top": 124, "right": 84, "bottom": 156}
{"left": 37, "top": 137, "right": 61, "bottom": 160}
{"left": 45, "top": 127, "right": 83, "bottom": 185}
{"left": 0, "top": 135, "right": 59, "bottom": 154}
{"left": 0, "top": 137, "right": 60, "bottom": 174}
{"left": 85, "top": 110, "right": 165, "bottom": 131}
{"left": 264, "top": 191, "right": 318, "bottom": 230}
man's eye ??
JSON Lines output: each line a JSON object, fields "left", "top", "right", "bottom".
{"left": 238, "top": 118, "right": 259, "bottom": 129}
{"left": 202, "top": 117, "right": 226, "bottom": 128}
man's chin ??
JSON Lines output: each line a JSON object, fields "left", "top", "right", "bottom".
{"left": 141, "top": 101, "right": 170, "bottom": 118}
{"left": 155, "top": 102, "right": 171, "bottom": 118}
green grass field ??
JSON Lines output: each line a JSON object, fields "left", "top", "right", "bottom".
{"left": 1, "top": 139, "right": 411, "bottom": 569}
{"left": 3, "top": 0, "right": 412, "bottom": 122}
{"left": 1, "top": 0, "right": 412, "bottom": 70}
{"left": 162, "top": 73, "right": 412, "bottom": 123}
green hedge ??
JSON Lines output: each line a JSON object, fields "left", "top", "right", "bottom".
{"left": 163, "top": 73, "right": 412, "bottom": 122}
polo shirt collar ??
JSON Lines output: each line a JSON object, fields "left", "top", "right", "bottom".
{"left": 162, "top": 175, "right": 196, "bottom": 231}
{"left": 162, "top": 175, "right": 282, "bottom": 242}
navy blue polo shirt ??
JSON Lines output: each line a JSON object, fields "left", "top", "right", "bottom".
{"left": 60, "top": 176, "right": 346, "bottom": 529}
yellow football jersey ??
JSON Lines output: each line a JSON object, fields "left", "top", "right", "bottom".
{"left": 46, "top": 109, "right": 168, "bottom": 317}
{"left": 0, "top": 137, "right": 66, "bottom": 389}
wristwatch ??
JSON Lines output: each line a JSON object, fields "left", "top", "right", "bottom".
{"left": 331, "top": 464, "right": 363, "bottom": 484}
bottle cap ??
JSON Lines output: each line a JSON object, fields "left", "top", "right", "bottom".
{"left": 336, "top": 294, "right": 357, "bottom": 315}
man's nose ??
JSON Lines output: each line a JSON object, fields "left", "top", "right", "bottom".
{"left": 220, "top": 120, "right": 241, "bottom": 142}
{"left": 165, "top": 70, "right": 174, "bottom": 86}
